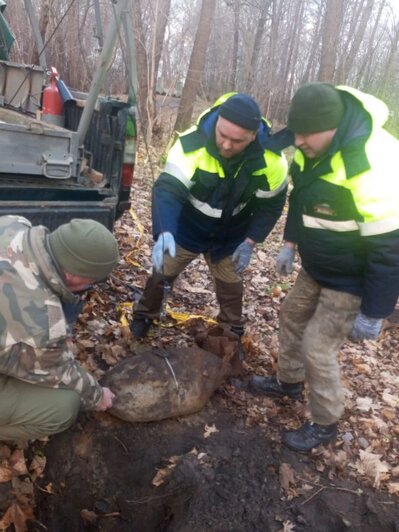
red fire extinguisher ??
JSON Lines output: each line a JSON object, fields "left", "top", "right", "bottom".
{"left": 42, "top": 67, "right": 64, "bottom": 126}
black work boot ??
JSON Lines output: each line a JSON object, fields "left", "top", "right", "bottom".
{"left": 282, "top": 421, "right": 337, "bottom": 452}
{"left": 248, "top": 375, "right": 304, "bottom": 400}
{"left": 130, "top": 317, "right": 152, "bottom": 340}
{"left": 229, "top": 323, "right": 244, "bottom": 337}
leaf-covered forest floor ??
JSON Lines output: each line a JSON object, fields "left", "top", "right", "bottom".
{"left": 0, "top": 105, "right": 398, "bottom": 531}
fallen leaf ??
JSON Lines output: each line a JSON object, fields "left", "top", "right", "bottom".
{"left": 281, "top": 520, "right": 296, "bottom": 531}
{"left": 279, "top": 463, "right": 296, "bottom": 491}
{"left": 39, "top": 482, "right": 54, "bottom": 494}
{"left": 151, "top": 460, "right": 177, "bottom": 487}
{"left": 381, "top": 408, "right": 397, "bottom": 421}
{"left": 203, "top": 424, "right": 219, "bottom": 439}
{"left": 29, "top": 454, "right": 47, "bottom": 481}
{"left": 0, "top": 464, "right": 14, "bottom": 483}
{"left": 387, "top": 482, "right": 399, "bottom": 495}
{"left": 81, "top": 509, "right": 98, "bottom": 524}
{"left": 356, "top": 397, "right": 376, "bottom": 412}
{"left": 0, "top": 497, "right": 34, "bottom": 532}
{"left": 10, "top": 450, "right": 28, "bottom": 477}
{"left": 356, "top": 450, "right": 390, "bottom": 488}
{"left": 77, "top": 339, "right": 96, "bottom": 349}
{"left": 382, "top": 392, "right": 398, "bottom": 408}
{"left": 11, "top": 477, "right": 34, "bottom": 500}
{"left": 370, "top": 416, "right": 389, "bottom": 435}
{"left": 353, "top": 363, "right": 371, "bottom": 374}
{"left": 0, "top": 445, "right": 11, "bottom": 461}
{"left": 271, "top": 285, "right": 282, "bottom": 298}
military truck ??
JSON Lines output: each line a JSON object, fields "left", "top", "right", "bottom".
{"left": 0, "top": 0, "right": 137, "bottom": 230}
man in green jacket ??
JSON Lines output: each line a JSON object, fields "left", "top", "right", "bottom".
{"left": 130, "top": 93, "right": 288, "bottom": 340}
{"left": 0, "top": 216, "right": 119, "bottom": 442}
{"left": 250, "top": 83, "right": 399, "bottom": 452}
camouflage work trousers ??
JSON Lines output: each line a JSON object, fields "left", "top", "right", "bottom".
{"left": 277, "top": 268, "right": 361, "bottom": 425}
{"left": 0, "top": 376, "right": 80, "bottom": 442}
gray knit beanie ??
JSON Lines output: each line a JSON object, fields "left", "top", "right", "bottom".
{"left": 48, "top": 219, "right": 119, "bottom": 281}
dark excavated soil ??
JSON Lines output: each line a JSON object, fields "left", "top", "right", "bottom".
{"left": 31, "top": 391, "right": 399, "bottom": 532}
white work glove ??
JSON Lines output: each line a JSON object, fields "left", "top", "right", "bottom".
{"left": 276, "top": 243, "right": 296, "bottom": 275}
{"left": 350, "top": 311, "right": 383, "bottom": 341}
{"left": 152, "top": 232, "right": 176, "bottom": 272}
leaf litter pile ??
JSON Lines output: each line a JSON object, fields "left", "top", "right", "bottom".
{"left": 0, "top": 141, "right": 398, "bottom": 532}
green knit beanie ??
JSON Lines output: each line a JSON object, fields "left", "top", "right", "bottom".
{"left": 48, "top": 219, "right": 119, "bottom": 281}
{"left": 288, "top": 83, "right": 345, "bottom": 133}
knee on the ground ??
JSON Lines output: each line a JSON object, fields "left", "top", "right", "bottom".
{"left": 41, "top": 389, "right": 81, "bottom": 435}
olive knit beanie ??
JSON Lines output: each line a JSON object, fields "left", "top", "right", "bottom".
{"left": 288, "top": 83, "right": 345, "bottom": 133}
{"left": 48, "top": 219, "right": 119, "bottom": 281}
{"left": 219, "top": 93, "right": 261, "bottom": 131}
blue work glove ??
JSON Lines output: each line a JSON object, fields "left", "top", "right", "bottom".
{"left": 350, "top": 311, "right": 383, "bottom": 341}
{"left": 152, "top": 232, "right": 176, "bottom": 272}
{"left": 232, "top": 241, "right": 255, "bottom": 273}
{"left": 276, "top": 244, "right": 296, "bottom": 275}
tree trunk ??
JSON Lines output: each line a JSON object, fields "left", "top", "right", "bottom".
{"left": 318, "top": 0, "right": 344, "bottom": 81}
{"left": 245, "top": 0, "right": 271, "bottom": 93}
{"left": 229, "top": 0, "right": 240, "bottom": 90}
{"left": 131, "top": 0, "right": 151, "bottom": 141}
{"left": 376, "top": 22, "right": 399, "bottom": 99}
{"left": 151, "top": 0, "right": 171, "bottom": 93}
{"left": 174, "top": 0, "right": 217, "bottom": 133}
{"left": 150, "top": 0, "right": 172, "bottom": 131}
{"left": 30, "top": 0, "right": 50, "bottom": 66}
{"left": 300, "top": 4, "right": 324, "bottom": 85}
{"left": 355, "top": 0, "right": 385, "bottom": 86}
{"left": 273, "top": 0, "right": 305, "bottom": 122}
{"left": 335, "top": 0, "right": 375, "bottom": 83}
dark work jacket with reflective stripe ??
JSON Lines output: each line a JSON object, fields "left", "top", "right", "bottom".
{"left": 152, "top": 108, "right": 290, "bottom": 262}
{"left": 284, "top": 91, "right": 399, "bottom": 318}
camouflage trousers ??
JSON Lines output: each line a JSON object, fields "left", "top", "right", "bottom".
{"left": 277, "top": 268, "right": 361, "bottom": 425}
{"left": 0, "top": 376, "right": 80, "bottom": 442}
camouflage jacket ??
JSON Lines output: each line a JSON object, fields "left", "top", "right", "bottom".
{"left": 0, "top": 215, "right": 103, "bottom": 409}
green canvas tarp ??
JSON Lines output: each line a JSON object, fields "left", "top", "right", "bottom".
{"left": 0, "top": 1, "right": 15, "bottom": 60}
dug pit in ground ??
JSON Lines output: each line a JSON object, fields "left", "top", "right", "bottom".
{"left": 32, "top": 392, "right": 399, "bottom": 532}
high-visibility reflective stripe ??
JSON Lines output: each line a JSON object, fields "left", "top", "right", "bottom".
{"left": 163, "top": 162, "right": 192, "bottom": 188}
{"left": 233, "top": 201, "right": 249, "bottom": 215}
{"left": 255, "top": 176, "right": 288, "bottom": 198}
{"left": 188, "top": 196, "right": 251, "bottom": 218}
{"left": 188, "top": 195, "right": 222, "bottom": 218}
{"left": 303, "top": 214, "right": 399, "bottom": 235}
{"left": 358, "top": 217, "right": 399, "bottom": 236}
{"left": 303, "top": 215, "right": 358, "bottom": 232}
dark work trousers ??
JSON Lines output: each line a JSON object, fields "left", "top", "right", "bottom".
{"left": 134, "top": 244, "right": 244, "bottom": 333}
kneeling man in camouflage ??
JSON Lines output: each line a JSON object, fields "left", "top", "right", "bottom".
{"left": 0, "top": 216, "right": 119, "bottom": 442}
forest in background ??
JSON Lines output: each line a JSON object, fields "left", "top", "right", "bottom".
{"left": 6, "top": 0, "right": 399, "bottom": 140}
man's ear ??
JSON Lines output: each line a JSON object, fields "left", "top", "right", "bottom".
{"left": 63, "top": 270, "right": 74, "bottom": 282}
